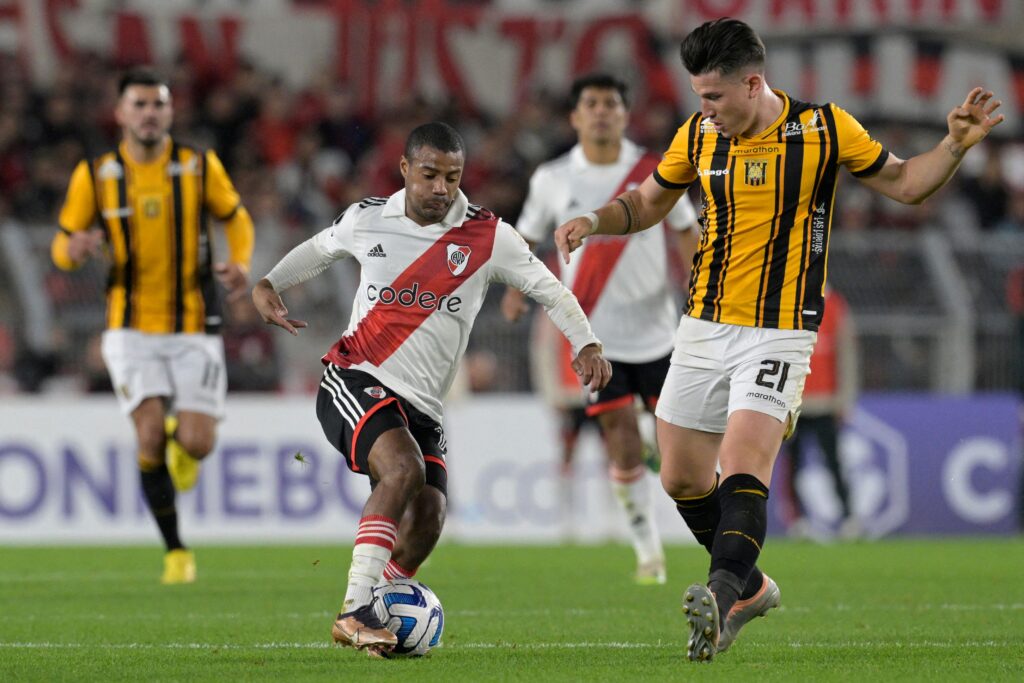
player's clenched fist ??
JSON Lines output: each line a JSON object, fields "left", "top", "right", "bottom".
{"left": 572, "top": 342, "right": 612, "bottom": 391}
{"left": 554, "top": 215, "right": 598, "bottom": 264}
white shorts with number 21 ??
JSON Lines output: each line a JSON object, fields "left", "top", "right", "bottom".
{"left": 655, "top": 315, "right": 816, "bottom": 434}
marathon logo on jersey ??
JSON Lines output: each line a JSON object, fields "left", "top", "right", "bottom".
{"left": 744, "top": 159, "right": 768, "bottom": 186}
{"left": 364, "top": 386, "right": 387, "bottom": 399}
{"left": 366, "top": 282, "right": 463, "bottom": 312}
{"left": 447, "top": 244, "right": 471, "bottom": 276}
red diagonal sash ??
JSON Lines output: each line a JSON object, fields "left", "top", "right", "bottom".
{"left": 571, "top": 154, "right": 661, "bottom": 315}
{"left": 324, "top": 213, "right": 497, "bottom": 368}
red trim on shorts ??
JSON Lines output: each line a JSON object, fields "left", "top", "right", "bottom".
{"left": 585, "top": 394, "right": 634, "bottom": 417}
{"left": 350, "top": 397, "right": 407, "bottom": 471}
{"left": 645, "top": 395, "right": 659, "bottom": 411}
{"left": 423, "top": 454, "right": 447, "bottom": 471}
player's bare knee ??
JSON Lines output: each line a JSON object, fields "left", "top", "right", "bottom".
{"left": 175, "top": 425, "right": 216, "bottom": 459}
{"left": 660, "top": 468, "right": 711, "bottom": 499}
{"left": 135, "top": 421, "right": 166, "bottom": 458}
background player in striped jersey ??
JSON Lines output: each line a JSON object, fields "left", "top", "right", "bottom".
{"left": 502, "top": 73, "right": 700, "bottom": 585}
{"left": 252, "top": 122, "right": 611, "bottom": 655}
{"left": 554, "top": 18, "right": 1004, "bottom": 661}
{"left": 51, "top": 68, "right": 254, "bottom": 584}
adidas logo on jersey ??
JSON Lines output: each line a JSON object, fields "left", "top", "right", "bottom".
{"left": 367, "top": 244, "right": 387, "bottom": 257}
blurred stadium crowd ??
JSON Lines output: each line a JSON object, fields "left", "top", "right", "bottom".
{"left": 1, "top": 51, "right": 1023, "bottom": 397}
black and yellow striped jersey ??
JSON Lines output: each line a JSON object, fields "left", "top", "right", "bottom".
{"left": 53, "top": 139, "right": 253, "bottom": 334}
{"left": 654, "top": 90, "right": 887, "bottom": 331}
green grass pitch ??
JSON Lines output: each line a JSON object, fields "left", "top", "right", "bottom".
{"left": 2, "top": 539, "right": 1022, "bottom": 681}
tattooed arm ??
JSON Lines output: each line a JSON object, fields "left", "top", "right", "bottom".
{"left": 554, "top": 175, "right": 685, "bottom": 263}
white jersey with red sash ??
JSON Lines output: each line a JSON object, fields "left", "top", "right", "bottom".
{"left": 517, "top": 140, "right": 697, "bottom": 363}
{"left": 307, "top": 189, "right": 599, "bottom": 424}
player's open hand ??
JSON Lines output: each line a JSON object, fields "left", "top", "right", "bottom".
{"left": 500, "top": 287, "right": 529, "bottom": 322}
{"left": 252, "top": 278, "right": 308, "bottom": 336}
{"left": 66, "top": 228, "right": 105, "bottom": 264}
{"left": 572, "top": 342, "right": 612, "bottom": 391}
{"left": 215, "top": 262, "right": 251, "bottom": 303}
{"left": 554, "top": 216, "right": 597, "bottom": 265}
{"left": 947, "top": 87, "right": 1004, "bottom": 151}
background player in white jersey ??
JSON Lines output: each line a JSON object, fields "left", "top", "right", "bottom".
{"left": 502, "top": 73, "right": 699, "bottom": 585}
{"left": 252, "top": 122, "right": 611, "bottom": 656}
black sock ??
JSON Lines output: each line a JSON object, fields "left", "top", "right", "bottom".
{"left": 674, "top": 475, "right": 764, "bottom": 600}
{"left": 140, "top": 462, "right": 184, "bottom": 551}
{"left": 709, "top": 473, "right": 769, "bottom": 618}
{"left": 673, "top": 474, "right": 720, "bottom": 553}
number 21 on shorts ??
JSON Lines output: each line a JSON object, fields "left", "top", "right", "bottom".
{"left": 755, "top": 359, "right": 790, "bottom": 393}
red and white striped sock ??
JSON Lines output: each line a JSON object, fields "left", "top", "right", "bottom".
{"left": 342, "top": 515, "right": 397, "bottom": 612}
{"left": 382, "top": 559, "right": 416, "bottom": 582}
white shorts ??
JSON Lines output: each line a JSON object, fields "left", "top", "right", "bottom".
{"left": 101, "top": 329, "right": 226, "bottom": 418}
{"left": 655, "top": 316, "right": 816, "bottom": 433}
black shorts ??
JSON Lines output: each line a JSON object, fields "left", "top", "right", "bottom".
{"left": 316, "top": 364, "right": 448, "bottom": 495}
{"left": 586, "top": 353, "right": 671, "bottom": 418}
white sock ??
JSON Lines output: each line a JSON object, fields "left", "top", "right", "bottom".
{"left": 343, "top": 515, "right": 397, "bottom": 612}
{"left": 610, "top": 464, "right": 663, "bottom": 565}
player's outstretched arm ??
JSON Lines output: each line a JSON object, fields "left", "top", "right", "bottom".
{"left": 572, "top": 342, "right": 612, "bottom": 391}
{"left": 554, "top": 175, "right": 684, "bottom": 263}
{"left": 252, "top": 278, "right": 308, "bottom": 336}
{"left": 859, "top": 87, "right": 1004, "bottom": 205}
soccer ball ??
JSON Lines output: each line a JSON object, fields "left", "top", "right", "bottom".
{"left": 372, "top": 578, "right": 444, "bottom": 656}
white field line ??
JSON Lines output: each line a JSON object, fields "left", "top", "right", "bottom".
{"left": 0, "top": 640, "right": 1016, "bottom": 651}
{"left": 0, "top": 570, "right": 326, "bottom": 583}
{"left": 2, "top": 604, "right": 1022, "bottom": 623}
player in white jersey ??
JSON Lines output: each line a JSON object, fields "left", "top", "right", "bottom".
{"left": 503, "top": 74, "right": 699, "bottom": 585}
{"left": 252, "top": 122, "right": 611, "bottom": 656}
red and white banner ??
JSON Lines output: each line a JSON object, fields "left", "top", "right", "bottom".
{"left": 0, "top": 0, "right": 1020, "bottom": 127}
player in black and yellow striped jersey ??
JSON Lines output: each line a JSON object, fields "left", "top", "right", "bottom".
{"left": 657, "top": 98, "right": 885, "bottom": 331}
{"left": 51, "top": 68, "right": 255, "bottom": 584}
{"left": 554, "top": 18, "right": 1004, "bottom": 661}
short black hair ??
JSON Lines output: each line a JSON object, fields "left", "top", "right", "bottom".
{"left": 118, "top": 68, "right": 167, "bottom": 96}
{"left": 679, "top": 18, "right": 765, "bottom": 77}
{"left": 404, "top": 122, "right": 465, "bottom": 160}
{"left": 570, "top": 73, "right": 630, "bottom": 109}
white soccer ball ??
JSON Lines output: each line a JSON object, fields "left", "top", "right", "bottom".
{"left": 372, "top": 578, "right": 444, "bottom": 657}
